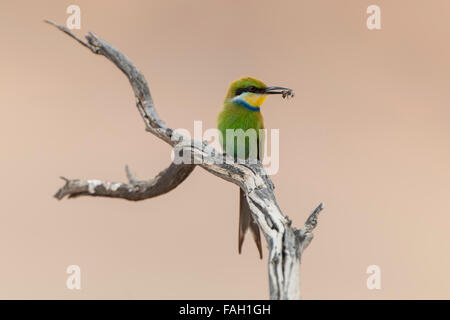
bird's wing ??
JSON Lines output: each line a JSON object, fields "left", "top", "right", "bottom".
{"left": 258, "top": 128, "right": 265, "bottom": 162}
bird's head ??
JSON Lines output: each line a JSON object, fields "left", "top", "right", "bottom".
{"left": 225, "top": 77, "right": 294, "bottom": 110}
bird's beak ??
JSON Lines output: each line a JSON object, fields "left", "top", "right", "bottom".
{"left": 264, "top": 86, "right": 295, "bottom": 98}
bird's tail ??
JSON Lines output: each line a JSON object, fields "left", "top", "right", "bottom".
{"left": 239, "top": 188, "right": 263, "bottom": 259}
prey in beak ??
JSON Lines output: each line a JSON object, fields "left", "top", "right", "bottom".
{"left": 264, "top": 86, "right": 295, "bottom": 99}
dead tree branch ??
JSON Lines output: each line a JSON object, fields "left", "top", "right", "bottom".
{"left": 47, "top": 20, "right": 324, "bottom": 300}
{"left": 54, "top": 162, "right": 195, "bottom": 201}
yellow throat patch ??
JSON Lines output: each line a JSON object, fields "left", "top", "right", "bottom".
{"left": 241, "top": 92, "right": 267, "bottom": 108}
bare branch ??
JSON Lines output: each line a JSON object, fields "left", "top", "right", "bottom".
{"left": 54, "top": 162, "right": 195, "bottom": 201}
{"left": 44, "top": 20, "right": 96, "bottom": 52}
{"left": 297, "top": 203, "right": 324, "bottom": 251}
{"left": 48, "top": 21, "right": 324, "bottom": 300}
{"left": 125, "top": 165, "right": 138, "bottom": 185}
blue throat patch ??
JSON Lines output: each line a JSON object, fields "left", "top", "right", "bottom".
{"left": 234, "top": 99, "right": 260, "bottom": 112}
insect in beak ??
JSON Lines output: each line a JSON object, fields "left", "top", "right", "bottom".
{"left": 264, "top": 86, "right": 295, "bottom": 99}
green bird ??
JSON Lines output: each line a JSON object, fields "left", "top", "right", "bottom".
{"left": 217, "top": 77, "right": 293, "bottom": 259}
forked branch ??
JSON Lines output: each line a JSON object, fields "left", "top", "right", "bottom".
{"left": 47, "top": 20, "right": 324, "bottom": 300}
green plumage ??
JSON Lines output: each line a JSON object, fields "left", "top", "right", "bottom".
{"left": 217, "top": 77, "right": 266, "bottom": 259}
{"left": 217, "top": 77, "right": 292, "bottom": 259}
{"left": 217, "top": 77, "right": 265, "bottom": 160}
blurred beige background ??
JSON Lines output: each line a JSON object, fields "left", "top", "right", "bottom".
{"left": 1, "top": 0, "right": 450, "bottom": 299}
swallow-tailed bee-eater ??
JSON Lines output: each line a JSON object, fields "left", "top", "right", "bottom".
{"left": 217, "top": 77, "right": 294, "bottom": 259}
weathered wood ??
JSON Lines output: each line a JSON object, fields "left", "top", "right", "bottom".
{"left": 54, "top": 163, "right": 195, "bottom": 201}
{"left": 47, "top": 20, "right": 324, "bottom": 300}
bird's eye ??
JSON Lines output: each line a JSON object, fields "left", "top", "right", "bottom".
{"left": 234, "top": 86, "right": 258, "bottom": 96}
